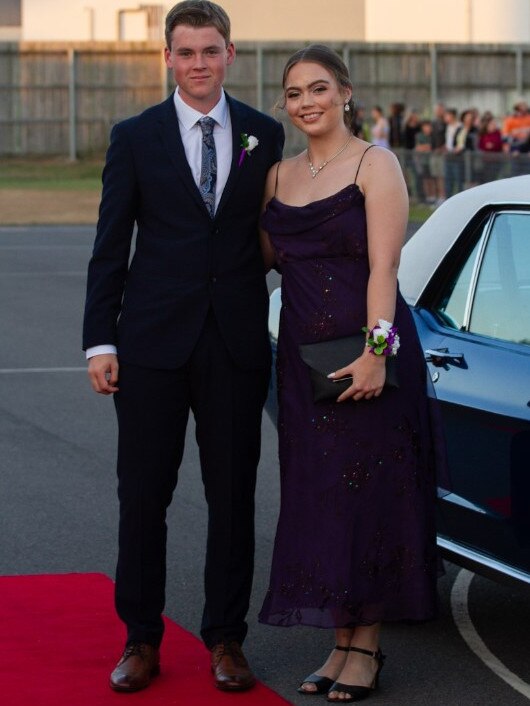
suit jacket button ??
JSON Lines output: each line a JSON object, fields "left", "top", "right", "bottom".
{"left": 210, "top": 276, "right": 217, "bottom": 283}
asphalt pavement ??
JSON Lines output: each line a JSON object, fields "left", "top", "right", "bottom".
{"left": 1, "top": 225, "right": 529, "bottom": 705}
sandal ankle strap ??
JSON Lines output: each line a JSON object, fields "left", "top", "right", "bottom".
{"left": 348, "top": 645, "right": 379, "bottom": 659}
{"left": 333, "top": 645, "right": 351, "bottom": 652}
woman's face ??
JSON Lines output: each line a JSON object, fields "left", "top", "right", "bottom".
{"left": 283, "top": 61, "right": 350, "bottom": 136}
{"left": 487, "top": 118, "right": 498, "bottom": 133}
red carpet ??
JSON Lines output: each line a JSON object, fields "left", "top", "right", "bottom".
{"left": 0, "top": 573, "right": 292, "bottom": 706}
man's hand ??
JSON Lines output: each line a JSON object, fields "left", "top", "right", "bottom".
{"left": 87, "top": 353, "right": 119, "bottom": 395}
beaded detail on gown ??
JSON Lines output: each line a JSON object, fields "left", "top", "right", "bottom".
{"left": 258, "top": 183, "right": 441, "bottom": 628}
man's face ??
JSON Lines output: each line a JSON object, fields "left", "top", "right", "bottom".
{"left": 164, "top": 24, "right": 235, "bottom": 112}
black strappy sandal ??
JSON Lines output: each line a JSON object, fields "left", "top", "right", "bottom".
{"left": 326, "top": 646, "right": 385, "bottom": 703}
{"left": 297, "top": 645, "right": 350, "bottom": 695}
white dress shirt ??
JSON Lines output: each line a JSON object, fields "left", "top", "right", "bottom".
{"left": 445, "top": 121, "right": 462, "bottom": 152}
{"left": 174, "top": 87, "right": 232, "bottom": 211}
{"left": 86, "top": 89, "right": 233, "bottom": 360}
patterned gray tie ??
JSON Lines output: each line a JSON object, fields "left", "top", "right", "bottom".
{"left": 198, "top": 117, "right": 217, "bottom": 218}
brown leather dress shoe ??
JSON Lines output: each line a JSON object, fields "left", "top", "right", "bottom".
{"left": 210, "top": 641, "right": 256, "bottom": 691}
{"left": 109, "top": 642, "right": 160, "bottom": 692}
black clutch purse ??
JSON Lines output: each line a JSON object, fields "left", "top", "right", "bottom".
{"left": 299, "top": 334, "right": 399, "bottom": 403}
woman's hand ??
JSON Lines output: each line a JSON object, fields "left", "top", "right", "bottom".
{"left": 329, "top": 350, "right": 386, "bottom": 402}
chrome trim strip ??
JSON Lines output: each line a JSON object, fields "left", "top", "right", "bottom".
{"left": 438, "top": 536, "right": 530, "bottom": 591}
{"left": 441, "top": 492, "right": 488, "bottom": 514}
{"left": 462, "top": 211, "right": 494, "bottom": 331}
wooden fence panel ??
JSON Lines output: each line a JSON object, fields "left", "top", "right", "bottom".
{"left": 0, "top": 41, "right": 528, "bottom": 157}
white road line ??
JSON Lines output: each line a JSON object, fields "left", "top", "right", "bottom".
{"left": 0, "top": 245, "right": 90, "bottom": 250}
{"left": 0, "top": 271, "right": 86, "bottom": 276}
{"left": 0, "top": 367, "right": 86, "bottom": 374}
{"left": 451, "top": 569, "right": 530, "bottom": 700}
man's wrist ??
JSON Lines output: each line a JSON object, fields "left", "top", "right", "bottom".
{"left": 86, "top": 345, "right": 117, "bottom": 360}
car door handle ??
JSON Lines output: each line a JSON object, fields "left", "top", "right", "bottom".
{"left": 424, "top": 348, "right": 465, "bottom": 366}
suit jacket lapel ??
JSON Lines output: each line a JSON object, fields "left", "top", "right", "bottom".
{"left": 156, "top": 92, "right": 248, "bottom": 219}
{"left": 157, "top": 94, "right": 209, "bottom": 215}
{"left": 216, "top": 95, "right": 245, "bottom": 217}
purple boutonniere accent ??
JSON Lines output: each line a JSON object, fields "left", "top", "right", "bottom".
{"left": 238, "top": 133, "right": 259, "bottom": 166}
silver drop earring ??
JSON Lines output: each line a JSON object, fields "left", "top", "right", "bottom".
{"left": 344, "top": 103, "right": 350, "bottom": 112}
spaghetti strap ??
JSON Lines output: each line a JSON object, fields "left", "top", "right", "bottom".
{"left": 354, "top": 144, "right": 376, "bottom": 185}
{"left": 274, "top": 161, "right": 282, "bottom": 197}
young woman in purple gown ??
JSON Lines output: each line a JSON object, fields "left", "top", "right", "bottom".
{"left": 258, "top": 45, "right": 442, "bottom": 703}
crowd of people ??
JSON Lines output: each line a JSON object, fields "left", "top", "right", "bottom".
{"left": 351, "top": 100, "right": 530, "bottom": 205}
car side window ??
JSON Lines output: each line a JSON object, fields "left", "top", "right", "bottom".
{"left": 436, "top": 238, "right": 481, "bottom": 330}
{"left": 434, "top": 210, "right": 530, "bottom": 346}
{"left": 469, "top": 212, "right": 530, "bottom": 345}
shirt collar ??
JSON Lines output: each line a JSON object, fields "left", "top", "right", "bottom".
{"left": 174, "top": 88, "right": 229, "bottom": 131}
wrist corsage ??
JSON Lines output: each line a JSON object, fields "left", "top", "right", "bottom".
{"left": 362, "top": 319, "right": 400, "bottom": 356}
{"left": 238, "top": 133, "right": 259, "bottom": 166}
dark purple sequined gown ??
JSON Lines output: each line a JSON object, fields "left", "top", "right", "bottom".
{"left": 259, "top": 182, "right": 440, "bottom": 628}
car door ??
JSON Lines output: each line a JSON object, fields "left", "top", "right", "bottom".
{"left": 411, "top": 207, "right": 530, "bottom": 579}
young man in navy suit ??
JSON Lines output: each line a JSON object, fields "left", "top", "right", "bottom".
{"left": 83, "top": 0, "right": 284, "bottom": 692}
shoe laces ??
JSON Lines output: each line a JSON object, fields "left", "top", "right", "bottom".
{"left": 212, "top": 641, "right": 247, "bottom": 668}
{"left": 123, "top": 642, "right": 150, "bottom": 660}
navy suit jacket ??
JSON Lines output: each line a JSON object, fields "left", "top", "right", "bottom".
{"left": 83, "top": 93, "right": 284, "bottom": 370}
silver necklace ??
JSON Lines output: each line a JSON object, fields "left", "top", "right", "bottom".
{"left": 307, "top": 135, "right": 353, "bottom": 178}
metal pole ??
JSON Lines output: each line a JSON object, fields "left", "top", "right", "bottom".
{"left": 342, "top": 45, "right": 350, "bottom": 82}
{"left": 84, "top": 7, "right": 95, "bottom": 41}
{"left": 466, "top": 0, "right": 473, "bottom": 42}
{"left": 464, "top": 151, "right": 471, "bottom": 185}
{"left": 429, "top": 43, "right": 438, "bottom": 109}
{"left": 256, "top": 44, "right": 263, "bottom": 112}
{"left": 515, "top": 46, "right": 523, "bottom": 98}
{"left": 67, "top": 47, "right": 77, "bottom": 161}
{"left": 161, "top": 49, "right": 170, "bottom": 100}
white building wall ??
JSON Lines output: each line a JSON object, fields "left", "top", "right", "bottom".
{"left": 472, "top": 0, "right": 530, "bottom": 43}
{"left": 365, "top": 0, "right": 530, "bottom": 43}
{"left": 22, "top": 0, "right": 162, "bottom": 42}
{"left": 220, "top": 0, "right": 365, "bottom": 42}
{"left": 20, "top": 0, "right": 530, "bottom": 43}
{"left": 0, "top": 26, "right": 21, "bottom": 40}
{"left": 21, "top": 0, "right": 365, "bottom": 42}
{"left": 366, "top": 0, "right": 467, "bottom": 42}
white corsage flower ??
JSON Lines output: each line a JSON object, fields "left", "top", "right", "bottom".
{"left": 376, "top": 319, "right": 393, "bottom": 333}
{"left": 362, "top": 319, "right": 400, "bottom": 357}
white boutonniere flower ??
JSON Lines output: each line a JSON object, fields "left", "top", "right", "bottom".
{"left": 238, "top": 133, "right": 259, "bottom": 166}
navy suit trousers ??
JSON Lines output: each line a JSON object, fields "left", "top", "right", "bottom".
{"left": 113, "top": 311, "right": 270, "bottom": 648}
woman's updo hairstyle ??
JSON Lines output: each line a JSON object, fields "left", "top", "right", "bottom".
{"left": 281, "top": 44, "right": 354, "bottom": 130}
